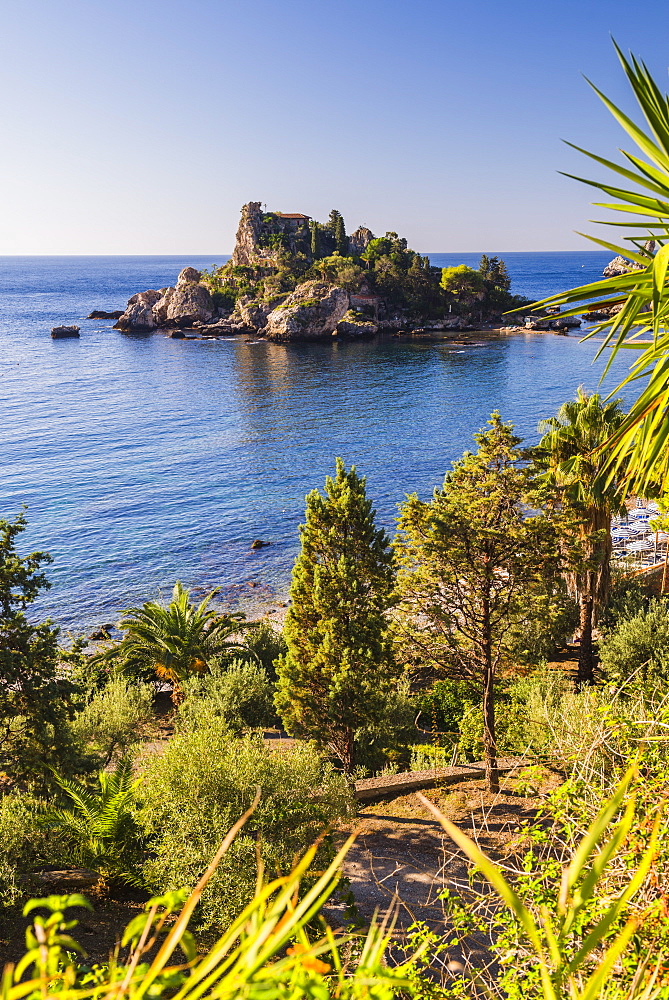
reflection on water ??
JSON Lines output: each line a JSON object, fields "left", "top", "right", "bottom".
{"left": 0, "top": 255, "right": 633, "bottom": 630}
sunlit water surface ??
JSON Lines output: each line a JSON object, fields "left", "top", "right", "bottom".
{"left": 0, "top": 252, "right": 632, "bottom": 630}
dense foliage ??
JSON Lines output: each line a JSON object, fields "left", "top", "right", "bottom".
{"left": 0, "top": 512, "right": 78, "bottom": 784}
{"left": 136, "top": 725, "right": 352, "bottom": 933}
{"left": 275, "top": 459, "right": 398, "bottom": 772}
{"left": 395, "top": 414, "right": 576, "bottom": 790}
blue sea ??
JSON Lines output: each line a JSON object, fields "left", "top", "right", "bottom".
{"left": 0, "top": 251, "right": 632, "bottom": 631}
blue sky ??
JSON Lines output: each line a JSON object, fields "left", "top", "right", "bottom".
{"left": 1, "top": 0, "right": 668, "bottom": 253}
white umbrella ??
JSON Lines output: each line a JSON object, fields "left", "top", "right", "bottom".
{"left": 648, "top": 501, "right": 660, "bottom": 513}
{"left": 628, "top": 539, "right": 654, "bottom": 551}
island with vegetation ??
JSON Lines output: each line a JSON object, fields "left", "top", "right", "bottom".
{"left": 113, "top": 202, "right": 533, "bottom": 340}
{"left": 5, "top": 42, "right": 669, "bottom": 1000}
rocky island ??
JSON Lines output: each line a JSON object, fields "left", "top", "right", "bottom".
{"left": 113, "top": 203, "right": 533, "bottom": 340}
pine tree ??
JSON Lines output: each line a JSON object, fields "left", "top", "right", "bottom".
{"left": 310, "top": 221, "right": 321, "bottom": 260}
{"left": 0, "top": 511, "right": 77, "bottom": 783}
{"left": 395, "top": 415, "right": 573, "bottom": 792}
{"left": 275, "top": 459, "right": 397, "bottom": 773}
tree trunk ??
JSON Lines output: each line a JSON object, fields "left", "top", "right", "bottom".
{"left": 592, "top": 506, "right": 613, "bottom": 619}
{"left": 481, "top": 590, "right": 499, "bottom": 793}
{"left": 339, "top": 730, "right": 356, "bottom": 775}
{"left": 578, "top": 592, "right": 595, "bottom": 687}
{"left": 482, "top": 662, "right": 499, "bottom": 793}
{"left": 662, "top": 548, "right": 669, "bottom": 595}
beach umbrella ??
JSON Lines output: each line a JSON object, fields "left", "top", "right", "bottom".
{"left": 628, "top": 539, "right": 654, "bottom": 551}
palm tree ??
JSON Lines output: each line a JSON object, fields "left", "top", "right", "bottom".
{"left": 536, "top": 389, "right": 627, "bottom": 685}
{"left": 520, "top": 45, "right": 669, "bottom": 495}
{"left": 113, "top": 582, "right": 247, "bottom": 703}
{"left": 41, "top": 760, "right": 142, "bottom": 885}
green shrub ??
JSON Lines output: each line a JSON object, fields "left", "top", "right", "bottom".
{"left": 409, "top": 743, "right": 452, "bottom": 770}
{"left": 416, "top": 678, "right": 471, "bottom": 736}
{"left": 0, "top": 792, "right": 51, "bottom": 918}
{"left": 136, "top": 725, "right": 353, "bottom": 935}
{"left": 211, "top": 289, "right": 237, "bottom": 311}
{"left": 177, "top": 658, "right": 276, "bottom": 734}
{"left": 354, "top": 674, "right": 418, "bottom": 774}
{"left": 243, "top": 621, "right": 287, "bottom": 682}
{"left": 599, "top": 570, "right": 654, "bottom": 630}
{"left": 41, "top": 760, "right": 143, "bottom": 886}
{"left": 72, "top": 675, "right": 154, "bottom": 766}
{"left": 599, "top": 598, "right": 669, "bottom": 689}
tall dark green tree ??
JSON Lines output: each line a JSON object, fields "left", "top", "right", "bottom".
{"left": 275, "top": 459, "right": 398, "bottom": 773}
{"left": 310, "top": 221, "right": 321, "bottom": 261}
{"left": 328, "top": 210, "right": 348, "bottom": 256}
{"left": 0, "top": 511, "right": 76, "bottom": 782}
{"left": 395, "top": 415, "right": 574, "bottom": 792}
{"left": 479, "top": 255, "right": 511, "bottom": 292}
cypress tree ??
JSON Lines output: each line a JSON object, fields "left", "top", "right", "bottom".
{"left": 310, "top": 221, "right": 321, "bottom": 260}
{"left": 334, "top": 213, "right": 347, "bottom": 256}
{"left": 275, "top": 458, "right": 397, "bottom": 773}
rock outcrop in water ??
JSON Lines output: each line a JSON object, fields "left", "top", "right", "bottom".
{"left": 264, "top": 281, "right": 349, "bottom": 341}
{"left": 336, "top": 309, "right": 378, "bottom": 338}
{"left": 115, "top": 289, "right": 163, "bottom": 330}
{"left": 115, "top": 268, "right": 214, "bottom": 331}
{"left": 603, "top": 240, "right": 656, "bottom": 278}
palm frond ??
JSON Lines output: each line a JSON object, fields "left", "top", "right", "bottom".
{"left": 513, "top": 44, "right": 669, "bottom": 493}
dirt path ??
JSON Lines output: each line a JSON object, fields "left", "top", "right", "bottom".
{"left": 339, "top": 770, "right": 561, "bottom": 968}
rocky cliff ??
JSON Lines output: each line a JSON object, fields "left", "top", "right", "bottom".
{"left": 115, "top": 268, "right": 214, "bottom": 331}
{"left": 264, "top": 281, "right": 349, "bottom": 341}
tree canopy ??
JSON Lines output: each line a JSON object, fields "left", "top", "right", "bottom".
{"left": 275, "top": 459, "right": 398, "bottom": 773}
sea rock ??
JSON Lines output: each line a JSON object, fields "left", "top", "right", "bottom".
{"left": 251, "top": 539, "right": 271, "bottom": 549}
{"left": 51, "top": 325, "right": 80, "bottom": 339}
{"left": 236, "top": 296, "right": 272, "bottom": 330}
{"left": 114, "top": 290, "right": 162, "bottom": 330}
{"left": 153, "top": 276, "right": 214, "bottom": 328}
{"left": 336, "top": 310, "right": 378, "bottom": 338}
{"left": 603, "top": 256, "right": 636, "bottom": 278}
{"left": 265, "top": 281, "right": 349, "bottom": 341}
{"left": 87, "top": 310, "right": 123, "bottom": 320}
{"left": 232, "top": 202, "right": 265, "bottom": 267}
{"left": 603, "top": 240, "right": 655, "bottom": 278}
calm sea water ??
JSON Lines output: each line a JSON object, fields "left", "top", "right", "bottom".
{"left": 0, "top": 251, "right": 632, "bottom": 631}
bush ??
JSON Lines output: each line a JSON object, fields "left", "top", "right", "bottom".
{"left": 0, "top": 792, "right": 51, "bottom": 919}
{"left": 211, "top": 288, "right": 237, "bottom": 312}
{"left": 599, "top": 570, "right": 654, "bottom": 630}
{"left": 598, "top": 598, "right": 669, "bottom": 689}
{"left": 242, "top": 621, "right": 287, "bottom": 682}
{"left": 416, "top": 678, "right": 471, "bottom": 737}
{"left": 177, "top": 659, "right": 276, "bottom": 734}
{"left": 136, "top": 725, "right": 353, "bottom": 935}
{"left": 354, "top": 674, "right": 419, "bottom": 774}
{"left": 72, "top": 676, "right": 154, "bottom": 766}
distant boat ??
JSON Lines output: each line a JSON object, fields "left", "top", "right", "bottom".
{"left": 51, "top": 326, "right": 80, "bottom": 339}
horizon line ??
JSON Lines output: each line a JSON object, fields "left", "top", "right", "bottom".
{"left": 0, "top": 248, "right": 611, "bottom": 258}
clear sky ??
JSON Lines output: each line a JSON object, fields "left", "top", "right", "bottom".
{"left": 1, "top": 0, "right": 668, "bottom": 254}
